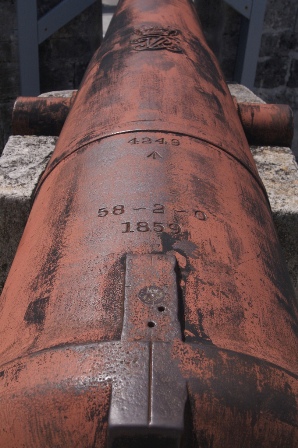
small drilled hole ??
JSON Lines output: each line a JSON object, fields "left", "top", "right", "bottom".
{"left": 148, "top": 321, "right": 156, "bottom": 328}
{"left": 157, "top": 306, "right": 165, "bottom": 312}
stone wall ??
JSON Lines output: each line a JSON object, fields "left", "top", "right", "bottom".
{"left": 0, "top": 0, "right": 18, "bottom": 156}
{"left": 0, "top": 0, "right": 298, "bottom": 157}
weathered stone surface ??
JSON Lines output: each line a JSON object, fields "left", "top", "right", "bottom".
{"left": 229, "top": 84, "right": 298, "bottom": 298}
{"left": 0, "top": 89, "right": 71, "bottom": 288}
{"left": 228, "top": 84, "right": 265, "bottom": 104}
{"left": 0, "top": 135, "right": 57, "bottom": 290}
{"left": 0, "top": 135, "right": 56, "bottom": 196}
{"left": 252, "top": 146, "right": 298, "bottom": 213}
{"left": 39, "top": 90, "right": 76, "bottom": 98}
{"left": 252, "top": 146, "right": 298, "bottom": 298}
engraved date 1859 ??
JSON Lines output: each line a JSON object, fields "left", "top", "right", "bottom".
{"left": 97, "top": 204, "right": 181, "bottom": 234}
{"left": 122, "top": 221, "right": 181, "bottom": 234}
{"left": 97, "top": 203, "right": 207, "bottom": 235}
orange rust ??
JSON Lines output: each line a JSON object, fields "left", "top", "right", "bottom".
{"left": 236, "top": 101, "right": 294, "bottom": 147}
{"left": 12, "top": 92, "right": 77, "bottom": 136}
{"left": 0, "top": 0, "right": 297, "bottom": 446}
{"left": 12, "top": 92, "right": 294, "bottom": 148}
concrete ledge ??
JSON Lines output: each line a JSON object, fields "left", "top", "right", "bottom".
{"left": 251, "top": 145, "right": 298, "bottom": 299}
{"left": 0, "top": 135, "right": 57, "bottom": 290}
{"left": 229, "top": 84, "right": 298, "bottom": 298}
{"left": 0, "top": 86, "right": 298, "bottom": 299}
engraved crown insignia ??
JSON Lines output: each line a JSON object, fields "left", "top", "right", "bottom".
{"left": 131, "top": 26, "right": 183, "bottom": 53}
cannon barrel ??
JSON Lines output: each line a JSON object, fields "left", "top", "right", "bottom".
{"left": 0, "top": 0, "right": 297, "bottom": 446}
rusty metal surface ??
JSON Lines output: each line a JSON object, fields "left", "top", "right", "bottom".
{"left": 12, "top": 92, "right": 77, "bottom": 136}
{"left": 122, "top": 254, "right": 182, "bottom": 342}
{"left": 36, "top": 0, "right": 264, "bottom": 193}
{"left": 236, "top": 102, "right": 294, "bottom": 147}
{"left": 0, "top": 0, "right": 297, "bottom": 446}
{"left": 12, "top": 93, "right": 294, "bottom": 149}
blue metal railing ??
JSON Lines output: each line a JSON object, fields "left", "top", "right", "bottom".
{"left": 17, "top": 0, "right": 266, "bottom": 95}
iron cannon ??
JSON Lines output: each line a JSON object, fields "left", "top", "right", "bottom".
{"left": 0, "top": 0, "right": 297, "bottom": 446}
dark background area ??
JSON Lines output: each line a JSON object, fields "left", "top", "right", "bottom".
{"left": 1, "top": 0, "right": 298, "bottom": 158}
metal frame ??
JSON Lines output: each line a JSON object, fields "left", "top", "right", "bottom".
{"left": 17, "top": 0, "right": 100, "bottom": 95}
{"left": 17, "top": 0, "right": 266, "bottom": 95}
{"left": 225, "top": 0, "right": 267, "bottom": 88}
{"left": 17, "top": 0, "right": 39, "bottom": 95}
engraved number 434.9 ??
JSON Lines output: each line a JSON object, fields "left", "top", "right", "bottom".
{"left": 128, "top": 137, "right": 180, "bottom": 146}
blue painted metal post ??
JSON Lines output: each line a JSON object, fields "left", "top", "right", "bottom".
{"left": 17, "top": 0, "right": 266, "bottom": 94}
{"left": 197, "top": 0, "right": 267, "bottom": 88}
{"left": 233, "top": 0, "right": 267, "bottom": 88}
{"left": 38, "top": 0, "right": 98, "bottom": 44}
{"left": 17, "top": 0, "right": 40, "bottom": 95}
{"left": 17, "top": 0, "right": 101, "bottom": 96}
{"left": 224, "top": 0, "right": 252, "bottom": 18}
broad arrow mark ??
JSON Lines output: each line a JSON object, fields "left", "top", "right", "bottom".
{"left": 147, "top": 151, "right": 162, "bottom": 160}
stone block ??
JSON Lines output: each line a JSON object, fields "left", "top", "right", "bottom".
{"left": 251, "top": 146, "right": 298, "bottom": 298}
{"left": 228, "top": 84, "right": 265, "bottom": 104}
{"left": 229, "top": 84, "right": 298, "bottom": 299}
{"left": 264, "top": 0, "right": 298, "bottom": 31}
{"left": 0, "top": 135, "right": 57, "bottom": 291}
{"left": 0, "top": 89, "right": 71, "bottom": 288}
{"left": 255, "top": 56, "right": 289, "bottom": 89}
{"left": 259, "top": 31, "right": 297, "bottom": 58}
{"left": 0, "top": 100, "right": 15, "bottom": 156}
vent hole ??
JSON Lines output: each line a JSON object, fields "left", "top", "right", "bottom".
{"left": 148, "top": 321, "right": 156, "bottom": 328}
{"left": 157, "top": 306, "right": 165, "bottom": 312}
